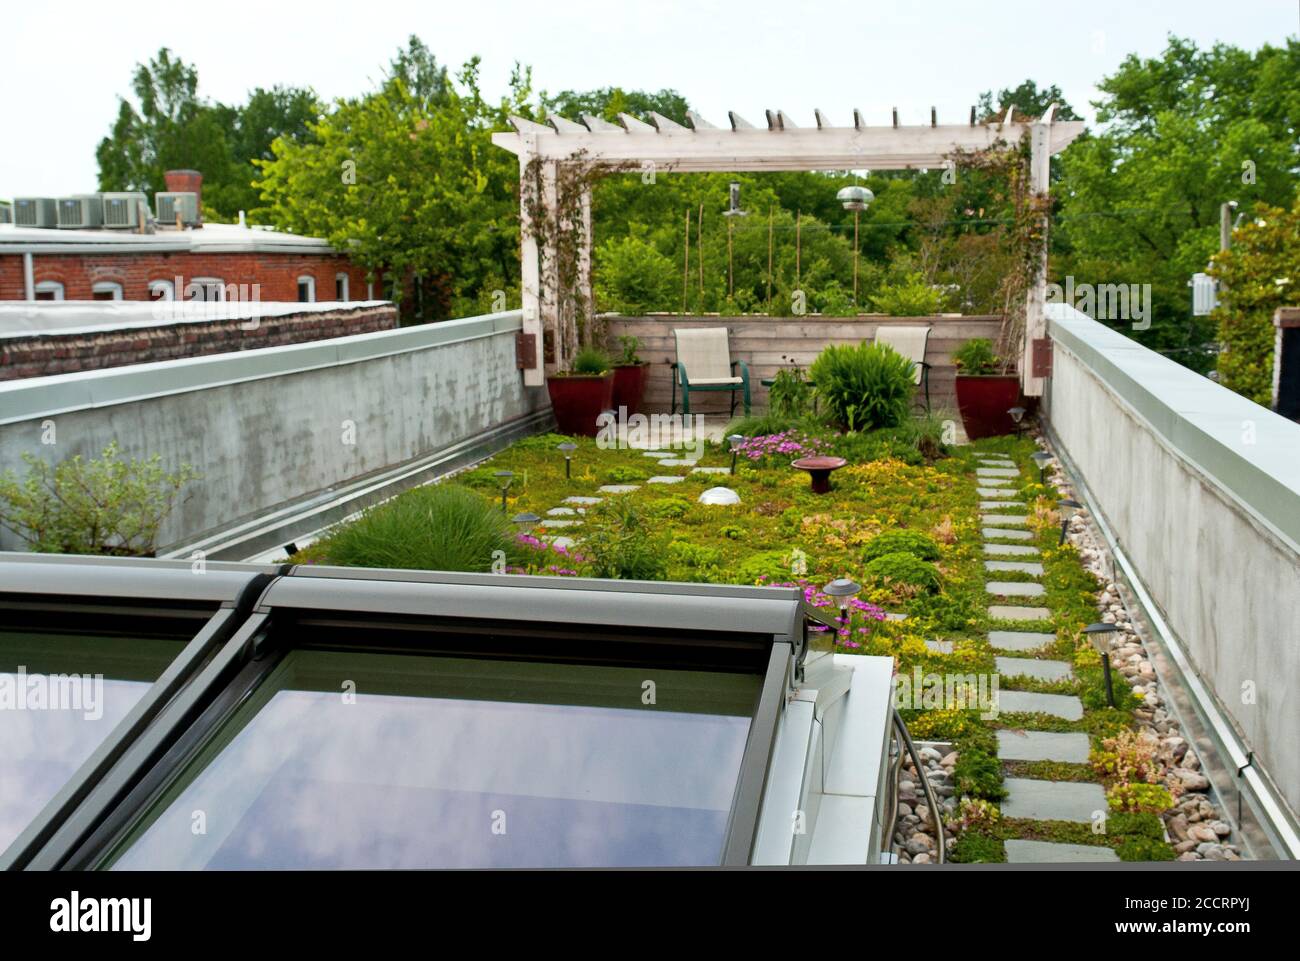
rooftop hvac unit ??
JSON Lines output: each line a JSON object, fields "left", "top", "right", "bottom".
{"left": 13, "top": 197, "right": 58, "bottom": 228}
{"left": 57, "top": 194, "right": 104, "bottom": 229}
{"left": 102, "top": 192, "right": 150, "bottom": 229}
{"left": 1190, "top": 272, "right": 1218, "bottom": 317}
{"left": 156, "top": 192, "right": 200, "bottom": 226}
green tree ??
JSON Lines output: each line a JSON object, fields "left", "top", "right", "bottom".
{"left": 541, "top": 87, "right": 688, "bottom": 126}
{"left": 1054, "top": 37, "right": 1300, "bottom": 370}
{"left": 1210, "top": 199, "right": 1300, "bottom": 403}
{"left": 256, "top": 49, "right": 530, "bottom": 322}
{"left": 977, "top": 80, "right": 1080, "bottom": 121}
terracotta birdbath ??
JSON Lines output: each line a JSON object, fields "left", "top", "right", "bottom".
{"left": 791, "top": 455, "right": 848, "bottom": 494}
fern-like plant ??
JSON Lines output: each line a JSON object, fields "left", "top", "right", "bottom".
{"left": 809, "top": 341, "right": 915, "bottom": 431}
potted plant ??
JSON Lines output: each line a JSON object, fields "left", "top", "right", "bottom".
{"left": 953, "top": 338, "right": 1021, "bottom": 439}
{"left": 610, "top": 335, "right": 649, "bottom": 415}
{"left": 546, "top": 347, "right": 614, "bottom": 437}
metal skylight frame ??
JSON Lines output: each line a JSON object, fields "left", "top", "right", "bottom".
{"left": 1, "top": 557, "right": 814, "bottom": 869}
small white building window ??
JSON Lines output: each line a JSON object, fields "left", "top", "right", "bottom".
{"left": 34, "top": 281, "right": 65, "bottom": 301}
{"left": 149, "top": 280, "right": 175, "bottom": 301}
{"left": 335, "top": 272, "right": 349, "bottom": 302}
{"left": 186, "top": 278, "right": 226, "bottom": 302}
{"left": 297, "top": 276, "right": 316, "bottom": 303}
{"left": 92, "top": 281, "right": 124, "bottom": 301}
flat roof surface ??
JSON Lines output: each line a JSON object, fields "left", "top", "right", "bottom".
{"left": 0, "top": 300, "right": 391, "bottom": 339}
{"left": 0, "top": 221, "right": 337, "bottom": 254}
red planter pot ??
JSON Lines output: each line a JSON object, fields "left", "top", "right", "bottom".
{"left": 955, "top": 375, "right": 1022, "bottom": 439}
{"left": 611, "top": 363, "right": 648, "bottom": 415}
{"left": 546, "top": 373, "right": 614, "bottom": 437}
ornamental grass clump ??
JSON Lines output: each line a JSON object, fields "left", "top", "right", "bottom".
{"left": 809, "top": 341, "right": 915, "bottom": 431}
{"left": 313, "top": 483, "right": 516, "bottom": 572}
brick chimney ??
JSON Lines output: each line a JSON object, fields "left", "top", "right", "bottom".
{"left": 163, "top": 169, "right": 203, "bottom": 216}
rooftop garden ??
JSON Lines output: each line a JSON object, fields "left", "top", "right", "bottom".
{"left": 289, "top": 393, "right": 1180, "bottom": 862}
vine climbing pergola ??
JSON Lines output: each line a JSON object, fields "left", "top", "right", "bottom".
{"left": 491, "top": 105, "right": 1084, "bottom": 396}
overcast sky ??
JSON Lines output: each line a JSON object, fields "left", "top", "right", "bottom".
{"left": 5, "top": 0, "right": 1298, "bottom": 196}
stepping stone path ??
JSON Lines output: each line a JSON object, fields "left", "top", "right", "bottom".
{"left": 546, "top": 507, "right": 577, "bottom": 516}
{"left": 996, "top": 730, "right": 1090, "bottom": 763}
{"left": 641, "top": 451, "right": 673, "bottom": 458}
{"left": 598, "top": 484, "right": 640, "bottom": 494}
{"left": 540, "top": 519, "right": 579, "bottom": 529}
{"left": 998, "top": 690, "right": 1083, "bottom": 720}
{"left": 1005, "top": 840, "right": 1118, "bottom": 863}
{"left": 657, "top": 458, "right": 697, "bottom": 467}
{"left": 1001, "top": 778, "right": 1105, "bottom": 823}
{"left": 964, "top": 453, "right": 1109, "bottom": 861}
{"left": 647, "top": 475, "right": 685, "bottom": 484}
{"left": 988, "top": 630, "right": 1056, "bottom": 652}
{"left": 924, "top": 639, "right": 954, "bottom": 654}
{"left": 547, "top": 536, "right": 577, "bottom": 550}
{"left": 692, "top": 466, "right": 731, "bottom": 474}
{"left": 985, "top": 560, "right": 1044, "bottom": 576}
{"left": 563, "top": 496, "right": 602, "bottom": 505}
{"left": 983, "top": 543, "right": 1040, "bottom": 557}
{"left": 989, "top": 604, "right": 1051, "bottom": 620}
{"left": 995, "top": 656, "right": 1073, "bottom": 682}
{"left": 983, "top": 527, "right": 1033, "bottom": 540}
{"left": 987, "top": 581, "right": 1046, "bottom": 597}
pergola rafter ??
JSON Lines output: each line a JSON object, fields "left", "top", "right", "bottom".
{"left": 493, "top": 107, "right": 1085, "bottom": 393}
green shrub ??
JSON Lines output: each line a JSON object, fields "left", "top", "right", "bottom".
{"left": 0, "top": 441, "right": 198, "bottom": 556}
{"left": 615, "top": 334, "right": 642, "bottom": 366}
{"left": 952, "top": 338, "right": 1001, "bottom": 376}
{"left": 862, "top": 529, "right": 941, "bottom": 563}
{"left": 733, "top": 549, "right": 805, "bottom": 585}
{"left": 1107, "top": 782, "right": 1175, "bottom": 814}
{"left": 667, "top": 540, "right": 723, "bottom": 568}
{"left": 809, "top": 341, "right": 915, "bottom": 431}
{"left": 948, "top": 832, "right": 1006, "bottom": 863}
{"left": 1115, "top": 836, "right": 1177, "bottom": 862}
{"left": 953, "top": 748, "right": 1007, "bottom": 800}
{"left": 869, "top": 271, "right": 944, "bottom": 316}
{"left": 314, "top": 484, "right": 515, "bottom": 572}
{"left": 581, "top": 498, "right": 667, "bottom": 580}
{"left": 572, "top": 347, "right": 611, "bottom": 375}
{"left": 1106, "top": 811, "right": 1165, "bottom": 840}
{"left": 864, "top": 551, "right": 942, "bottom": 593}
{"left": 645, "top": 496, "right": 691, "bottom": 519}
{"left": 603, "top": 465, "right": 648, "bottom": 484}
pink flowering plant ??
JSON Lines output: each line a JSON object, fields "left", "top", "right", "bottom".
{"left": 735, "top": 430, "right": 832, "bottom": 465}
{"left": 761, "top": 577, "right": 888, "bottom": 650}
{"left": 511, "top": 532, "right": 586, "bottom": 576}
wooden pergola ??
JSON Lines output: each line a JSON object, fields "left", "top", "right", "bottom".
{"left": 491, "top": 106, "right": 1085, "bottom": 396}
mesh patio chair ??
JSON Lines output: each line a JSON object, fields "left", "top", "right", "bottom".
{"left": 873, "top": 325, "right": 932, "bottom": 412}
{"left": 670, "top": 327, "right": 751, "bottom": 417}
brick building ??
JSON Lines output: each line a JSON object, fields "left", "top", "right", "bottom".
{"left": 1, "top": 170, "right": 373, "bottom": 306}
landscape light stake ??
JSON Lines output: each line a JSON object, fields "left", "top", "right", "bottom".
{"left": 1031, "top": 451, "right": 1053, "bottom": 484}
{"left": 494, "top": 470, "right": 514, "bottom": 513}
{"left": 1058, "top": 499, "right": 1082, "bottom": 546}
{"left": 511, "top": 512, "right": 540, "bottom": 533}
{"left": 727, "top": 433, "right": 745, "bottom": 474}
{"left": 1008, "top": 406, "right": 1026, "bottom": 438}
{"left": 557, "top": 442, "right": 576, "bottom": 480}
{"left": 822, "top": 578, "right": 862, "bottom": 649}
{"left": 1084, "top": 622, "right": 1121, "bottom": 708}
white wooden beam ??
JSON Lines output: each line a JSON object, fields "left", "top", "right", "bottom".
{"left": 648, "top": 111, "right": 689, "bottom": 132}
{"left": 618, "top": 113, "right": 656, "bottom": 134}
{"left": 728, "top": 111, "right": 755, "bottom": 130}
{"left": 814, "top": 108, "right": 830, "bottom": 129}
{"left": 777, "top": 110, "right": 798, "bottom": 129}
{"left": 509, "top": 115, "right": 553, "bottom": 136}
{"left": 547, "top": 115, "right": 588, "bottom": 134}
{"left": 1001, "top": 104, "right": 1016, "bottom": 127}
{"left": 853, "top": 108, "right": 865, "bottom": 131}
{"left": 490, "top": 121, "right": 1087, "bottom": 171}
{"left": 686, "top": 110, "right": 717, "bottom": 130}
{"left": 581, "top": 113, "right": 622, "bottom": 132}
